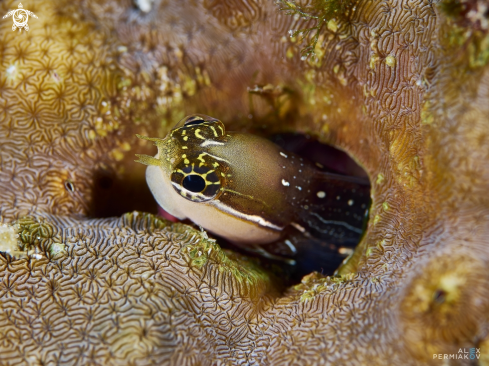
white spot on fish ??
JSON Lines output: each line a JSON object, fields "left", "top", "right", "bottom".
{"left": 291, "top": 222, "right": 306, "bottom": 232}
{"left": 284, "top": 240, "right": 297, "bottom": 254}
{"left": 296, "top": 186, "right": 302, "bottom": 191}
{"left": 282, "top": 179, "right": 290, "bottom": 186}
{"left": 348, "top": 199, "right": 354, "bottom": 206}
{"left": 280, "top": 152, "right": 288, "bottom": 158}
{"left": 317, "top": 191, "right": 326, "bottom": 198}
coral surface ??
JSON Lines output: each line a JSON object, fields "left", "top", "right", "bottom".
{"left": 0, "top": 0, "right": 488, "bottom": 364}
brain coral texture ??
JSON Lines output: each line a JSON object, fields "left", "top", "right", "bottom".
{"left": 0, "top": 0, "right": 488, "bottom": 365}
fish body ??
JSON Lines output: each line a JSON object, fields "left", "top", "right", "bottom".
{"left": 136, "top": 115, "right": 370, "bottom": 248}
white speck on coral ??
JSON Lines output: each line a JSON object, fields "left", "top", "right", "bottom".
{"left": 0, "top": 225, "right": 18, "bottom": 254}
{"left": 135, "top": 0, "right": 153, "bottom": 12}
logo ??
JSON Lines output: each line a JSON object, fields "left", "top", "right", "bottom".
{"left": 3, "top": 3, "right": 38, "bottom": 32}
{"left": 433, "top": 348, "right": 480, "bottom": 360}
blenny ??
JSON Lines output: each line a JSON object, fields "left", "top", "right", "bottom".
{"left": 136, "top": 114, "right": 370, "bottom": 261}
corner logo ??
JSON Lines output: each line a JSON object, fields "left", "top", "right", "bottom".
{"left": 433, "top": 348, "right": 481, "bottom": 360}
{"left": 3, "top": 3, "right": 38, "bottom": 32}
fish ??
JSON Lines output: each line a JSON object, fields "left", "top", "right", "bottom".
{"left": 136, "top": 114, "right": 370, "bottom": 265}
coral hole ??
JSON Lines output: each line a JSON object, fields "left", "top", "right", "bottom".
{"left": 89, "top": 164, "right": 157, "bottom": 218}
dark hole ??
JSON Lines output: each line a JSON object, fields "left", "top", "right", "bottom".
{"left": 269, "top": 133, "right": 369, "bottom": 178}
{"left": 433, "top": 289, "right": 447, "bottom": 304}
{"left": 89, "top": 164, "right": 158, "bottom": 218}
{"left": 64, "top": 180, "right": 75, "bottom": 192}
{"left": 182, "top": 174, "right": 206, "bottom": 192}
{"left": 98, "top": 175, "right": 113, "bottom": 190}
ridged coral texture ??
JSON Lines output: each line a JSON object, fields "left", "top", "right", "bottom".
{"left": 0, "top": 0, "right": 488, "bottom": 364}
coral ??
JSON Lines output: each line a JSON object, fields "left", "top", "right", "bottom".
{"left": 277, "top": 0, "right": 356, "bottom": 59}
{"left": 0, "top": 0, "right": 119, "bottom": 219}
{"left": 0, "top": 0, "right": 488, "bottom": 364}
{"left": 0, "top": 212, "right": 276, "bottom": 364}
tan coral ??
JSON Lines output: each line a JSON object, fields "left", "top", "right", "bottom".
{"left": 0, "top": 0, "right": 488, "bottom": 364}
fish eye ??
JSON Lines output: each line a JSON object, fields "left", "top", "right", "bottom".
{"left": 182, "top": 174, "right": 206, "bottom": 192}
{"left": 171, "top": 162, "right": 223, "bottom": 202}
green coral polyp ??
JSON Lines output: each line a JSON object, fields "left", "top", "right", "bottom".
{"left": 439, "top": 0, "right": 464, "bottom": 18}
{"left": 183, "top": 230, "right": 272, "bottom": 298}
{"left": 16, "top": 216, "right": 54, "bottom": 251}
{"left": 278, "top": 0, "right": 356, "bottom": 58}
{"left": 184, "top": 237, "right": 218, "bottom": 268}
{"left": 122, "top": 211, "right": 172, "bottom": 232}
{"left": 296, "top": 272, "right": 356, "bottom": 302}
